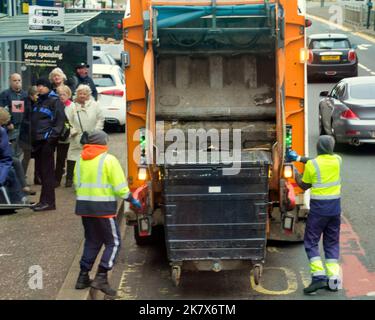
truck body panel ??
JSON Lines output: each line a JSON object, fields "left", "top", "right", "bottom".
{"left": 124, "top": 0, "right": 309, "bottom": 282}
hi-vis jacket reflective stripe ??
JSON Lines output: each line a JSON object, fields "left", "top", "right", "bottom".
{"left": 74, "top": 152, "right": 130, "bottom": 217}
{"left": 307, "top": 154, "right": 342, "bottom": 200}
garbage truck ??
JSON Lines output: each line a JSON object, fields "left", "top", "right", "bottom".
{"left": 123, "top": 0, "right": 309, "bottom": 286}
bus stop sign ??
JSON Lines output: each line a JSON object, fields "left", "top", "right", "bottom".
{"left": 29, "top": 5, "right": 64, "bottom": 32}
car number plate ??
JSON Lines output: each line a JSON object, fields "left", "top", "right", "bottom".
{"left": 321, "top": 55, "right": 340, "bottom": 61}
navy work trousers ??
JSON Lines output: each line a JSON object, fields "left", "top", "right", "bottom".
{"left": 80, "top": 217, "right": 121, "bottom": 272}
{"left": 304, "top": 213, "right": 341, "bottom": 261}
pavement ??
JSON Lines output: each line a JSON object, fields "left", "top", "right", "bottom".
{"left": 0, "top": 129, "right": 126, "bottom": 300}
{"left": 307, "top": 1, "right": 375, "bottom": 39}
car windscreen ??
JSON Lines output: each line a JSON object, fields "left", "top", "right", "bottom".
{"left": 350, "top": 84, "right": 375, "bottom": 100}
{"left": 93, "top": 74, "right": 115, "bottom": 87}
{"left": 309, "top": 39, "right": 350, "bottom": 49}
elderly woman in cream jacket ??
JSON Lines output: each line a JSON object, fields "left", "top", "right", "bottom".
{"left": 65, "top": 84, "right": 104, "bottom": 187}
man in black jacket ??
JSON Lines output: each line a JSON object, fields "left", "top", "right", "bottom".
{"left": 31, "top": 78, "right": 66, "bottom": 211}
{"left": 71, "top": 62, "right": 98, "bottom": 101}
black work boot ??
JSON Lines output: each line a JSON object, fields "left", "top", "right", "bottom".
{"left": 303, "top": 280, "right": 328, "bottom": 295}
{"left": 90, "top": 272, "right": 117, "bottom": 297}
{"left": 75, "top": 271, "right": 91, "bottom": 290}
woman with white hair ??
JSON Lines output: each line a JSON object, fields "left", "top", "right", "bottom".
{"left": 65, "top": 84, "right": 104, "bottom": 187}
{"left": 49, "top": 67, "right": 71, "bottom": 92}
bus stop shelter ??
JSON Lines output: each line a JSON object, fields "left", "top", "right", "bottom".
{"left": 0, "top": 11, "right": 100, "bottom": 89}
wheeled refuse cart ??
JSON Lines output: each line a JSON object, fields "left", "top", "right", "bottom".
{"left": 160, "top": 151, "right": 271, "bottom": 286}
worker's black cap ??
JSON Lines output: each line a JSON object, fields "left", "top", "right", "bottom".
{"left": 75, "top": 62, "right": 90, "bottom": 69}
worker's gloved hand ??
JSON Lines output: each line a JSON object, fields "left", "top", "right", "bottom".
{"left": 286, "top": 149, "right": 300, "bottom": 162}
{"left": 128, "top": 195, "right": 142, "bottom": 209}
{"left": 131, "top": 198, "right": 142, "bottom": 209}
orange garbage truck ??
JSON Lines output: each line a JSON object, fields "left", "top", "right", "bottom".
{"left": 123, "top": 0, "right": 309, "bottom": 286}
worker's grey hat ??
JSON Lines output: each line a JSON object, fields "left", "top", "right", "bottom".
{"left": 317, "top": 135, "right": 335, "bottom": 155}
{"left": 87, "top": 130, "right": 108, "bottom": 145}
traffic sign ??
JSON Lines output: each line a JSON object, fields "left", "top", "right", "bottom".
{"left": 28, "top": 5, "right": 64, "bottom": 32}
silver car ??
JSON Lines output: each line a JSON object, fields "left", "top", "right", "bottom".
{"left": 319, "top": 76, "right": 375, "bottom": 146}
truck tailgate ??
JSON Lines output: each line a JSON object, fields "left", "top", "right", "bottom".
{"left": 161, "top": 151, "right": 271, "bottom": 263}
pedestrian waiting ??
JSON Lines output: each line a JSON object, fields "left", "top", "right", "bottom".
{"left": 65, "top": 84, "right": 104, "bottom": 188}
{"left": 0, "top": 108, "right": 30, "bottom": 205}
{"left": 0, "top": 107, "right": 35, "bottom": 196}
{"left": 49, "top": 67, "right": 74, "bottom": 93}
{"left": 31, "top": 78, "right": 65, "bottom": 212}
{"left": 71, "top": 62, "right": 98, "bottom": 101}
{"left": 55, "top": 85, "right": 74, "bottom": 187}
{"left": 0, "top": 73, "right": 27, "bottom": 159}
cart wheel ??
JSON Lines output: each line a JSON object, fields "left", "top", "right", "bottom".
{"left": 171, "top": 266, "right": 181, "bottom": 287}
{"left": 253, "top": 265, "right": 262, "bottom": 286}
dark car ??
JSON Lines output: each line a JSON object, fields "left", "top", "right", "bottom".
{"left": 308, "top": 33, "right": 358, "bottom": 81}
{"left": 319, "top": 76, "right": 375, "bottom": 146}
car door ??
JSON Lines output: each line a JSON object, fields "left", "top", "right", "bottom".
{"left": 331, "top": 83, "right": 348, "bottom": 129}
{"left": 321, "top": 83, "right": 340, "bottom": 131}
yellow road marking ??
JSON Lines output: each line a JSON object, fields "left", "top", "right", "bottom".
{"left": 300, "top": 270, "right": 311, "bottom": 288}
{"left": 307, "top": 14, "right": 375, "bottom": 45}
{"left": 267, "top": 247, "right": 281, "bottom": 253}
{"left": 306, "top": 14, "right": 351, "bottom": 32}
{"left": 352, "top": 32, "right": 375, "bottom": 45}
{"left": 250, "top": 267, "right": 298, "bottom": 295}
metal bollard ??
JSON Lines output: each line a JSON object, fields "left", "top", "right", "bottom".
{"left": 367, "top": 0, "right": 373, "bottom": 29}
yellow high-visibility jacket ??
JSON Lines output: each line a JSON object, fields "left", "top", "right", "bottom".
{"left": 74, "top": 146, "right": 130, "bottom": 217}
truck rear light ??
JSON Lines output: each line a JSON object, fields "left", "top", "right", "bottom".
{"left": 308, "top": 49, "right": 314, "bottom": 64}
{"left": 138, "top": 167, "right": 147, "bottom": 181}
{"left": 283, "top": 165, "right": 293, "bottom": 179}
{"left": 300, "top": 48, "right": 309, "bottom": 63}
{"left": 285, "top": 125, "right": 292, "bottom": 149}
{"left": 348, "top": 50, "right": 356, "bottom": 62}
{"left": 341, "top": 109, "right": 359, "bottom": 120}
{"left": 101, "top": 89, "right": 124, "bottom": 97}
